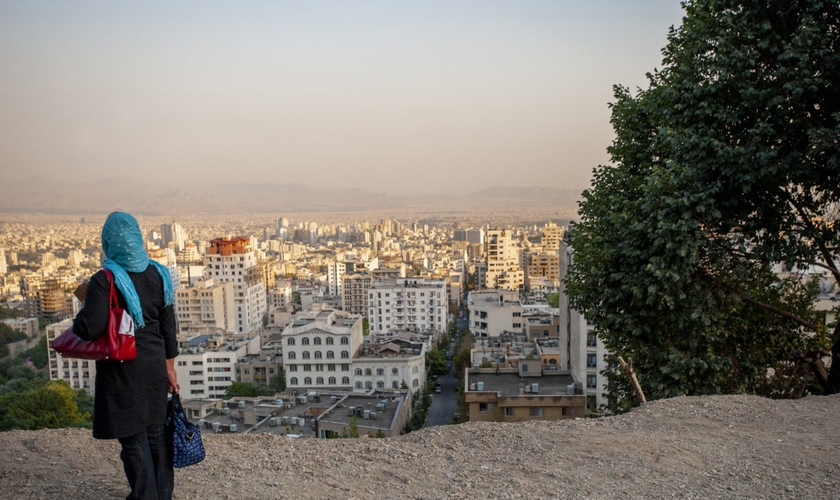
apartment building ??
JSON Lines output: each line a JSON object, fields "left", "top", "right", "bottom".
{"left": 174, "top": 278, "right": 236, "bottom": 334}
{"left": 341, "top": 273, "right": 372, "bottom": 316}
{"left": 268, "top": 282, "right": 293, "bottom": 311}
{"left": 468, "top": 289, "right": 523, "bottom": 338}
{"left": 46, "top": 319, "right": 96, "bottom": 395}
{"left": 464, "top": 367, "right": 585, "bottom": 422}
{"left": 484, "top": 229, "right": 524, "bottom": 291}
{"left": 235, "top": 349, "right": 283, "bottom": 386}
{"left": 559, "top": 238, "right": 609, "bottom": 411}
{"left": 540, "top": 222, "right": 564, "bottom": 252}
{"left": 2, "top": 317, "right": 39, "bottom": 337}
{"left": 525, "top": 252, "right": 560, "bottom": 290}
{"left": 205, "top": 237, "right": 267, "bottom": 334}
{"left": 352, "top": 333, "right": 427, "bottom": 391}
{"left": 368, "top": 278, "right": 447, "bottom": 335}
{"left": 174, "top": 334, "right": 261, "bottom": 399}
{"left": 283, "top": 310, "right": 363, "bottom": 392}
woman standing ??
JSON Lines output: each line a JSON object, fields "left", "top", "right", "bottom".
{"left": 73, "top": 212, "right": 179, "bottom": 500}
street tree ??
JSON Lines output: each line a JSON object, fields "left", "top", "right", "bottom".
{"left": 565, "top": 0, "right": 840, "bottom": 404}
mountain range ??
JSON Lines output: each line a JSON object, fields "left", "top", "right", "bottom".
{"left": 0, "top": 176, "right": 583, "bottom": 215}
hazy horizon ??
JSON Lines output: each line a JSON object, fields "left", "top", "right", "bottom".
{"left": 0, "top": 1, "right": 685, "bottom": 195}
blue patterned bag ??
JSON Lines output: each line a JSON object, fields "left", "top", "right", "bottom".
{"left": 166, "top": 394, "right": 205, "bottom": 468}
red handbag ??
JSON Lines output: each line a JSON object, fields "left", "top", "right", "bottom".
{"left": 52, "top": 269, "right": 137, "bottom": 361}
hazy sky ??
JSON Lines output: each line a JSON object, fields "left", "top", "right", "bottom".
{"left": 0, "top": 1, "right": 685, "bottom": 195}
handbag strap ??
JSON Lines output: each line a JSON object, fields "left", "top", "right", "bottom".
{"left": 103, "top": 269, "right": 119, "bottom": 310}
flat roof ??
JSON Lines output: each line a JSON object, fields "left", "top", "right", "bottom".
{"left": 317, "top": 393, "right": 405, "bottom": 431}
{"left": 468, "top": 372, "right": 575, "bottom": 397}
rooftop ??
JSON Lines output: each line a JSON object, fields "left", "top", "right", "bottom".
{"left": 467, "top": 372, "right": 575, "bottom": 397}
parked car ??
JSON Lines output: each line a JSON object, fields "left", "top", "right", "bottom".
{"left": 434, "top": 383, "right": 442, "bottom": 394}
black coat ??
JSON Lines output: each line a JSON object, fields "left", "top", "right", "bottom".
{"left": 73, "top": 265, "right": 178, "bottom": 440}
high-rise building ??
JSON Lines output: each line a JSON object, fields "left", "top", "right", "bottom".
{"left": 342, "top": 273, "right": 373, "bottom": 316}
{"left": 0, "top": 248, "right": 6, "bottom": 275}
{"left": 161, "top": 222, "right": 187, "bottom": 253}
{"left": 327, "top": 260, "right": 346, "bottom": 297}
{"left": 174, "top": 278, "right": 236, "bottom": 334}
{"left": 541, "top": 222, "right": 565, "bottom": 252}
{"left": 204, "top": 237, "right": 267, "bottom": 334}
{"left": 368, "top": 278, "right": 447, "bottom": 334}
{"left": 484, "top": 229, "right": 524, "bottom": 291}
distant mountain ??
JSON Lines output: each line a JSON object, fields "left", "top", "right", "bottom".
{"left": 0, "top": 177, "right": 582, "bottom": 215}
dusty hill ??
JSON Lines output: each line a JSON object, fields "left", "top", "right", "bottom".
{"left": 1, "top": 394, "right": 838, "bottom": 499}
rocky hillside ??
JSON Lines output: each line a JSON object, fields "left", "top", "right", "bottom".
{"left": 1, "top": 394, "right": 838, "bottom": 499}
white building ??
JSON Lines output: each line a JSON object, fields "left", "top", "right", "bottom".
{"left": 327, "top": 260, "right": 346, "bottom": 297}
{"left": 46, "top": 319, "right": 96, "bottom": 395}
{"left": 484, "top": 228, "right": 525, "bottom": 291}
{"left": 368, "top": 278, "right": 448, "bottom": 335}
{"left": 353, "top": 334, "right": 428, "bottom": 391}
{"left": 559, "top": 238, "right": 608, "bottom": 411}
{"left": 204, "top": 237, "right": 267, "bottom": 334}
{"left": 174, "top": 334, "right": 262, "bottom": 400}
{"left": 467, "top": 289, "right": 524, "bottom": 338}
{"left": 283, "top": 310, "right": 362, "bottom": 393}
{"left": 174, "top": 278, "right": 236, "bottom": 334}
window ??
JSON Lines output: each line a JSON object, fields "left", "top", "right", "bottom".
{"left": 340, "top": 337, "right": 349, "bottom": 345}
{"left": 303, "top": 365, "right": 312, "bottom": 372}
{"left": 504, "top": 408, "right": 514, "bottom": 417}
{"left": 586, "top": 353, "right": 597, "bottom": 368}
{"left": 314, "top": 351, "right": 322, "bottom": 359}
{"left": 287, "top": 352, "right": 296, "bottom": 359}
{"left": 392, "top": 368, "right": 399, "bottom": 375}
{"left": 479, "top": 403, "right": 491, "bottom": 412}
{"left": 342, "top": 376, "right": 350, "bottom": 384}
{"left": 355, "top": 368, "right": 363, "bottom": 376}
{"left": 313, "top": 337, "right": 322, "bottom": 345}
{"left": 412, "top": 366, "right": 419, "bottom": 374}
{"left": 529, "top": 407, "right": 544, "bottom": 417}
{"left": 365, "top": 381, "right": 373, "bottom": 389}
{"left": 376, "top": 381, "right": 385, "bottom": 388}
{"left": 302, "top": 351, "right": 310, "bottom": 359}
{"left": 365, "top": 368, "right": 372, "bottom": 376}
{"left": 329, "top": 377, "right": 336, "bottom": 384}
{"left": 341, "top": 364, "right": 349, "bottom": 371}
{"left": 376, "top": 368, "right": 384, "bottom": 376}
{"left": 287, "top": 338, "right": 295, "bottom": 346}
{"left": 328, "top": 364, "right": 336, "bottom": 371}
{"left": 327, "top": 351, "right": 335, "bottom": 359}
{"left": 326, "top": 337, "right": 334, "bottom": 345}
{"left": 586, "top": 395, "right": 597, "bottom": 411}
{"left": 301, "top": 338, "right": 309, "bottom": 345}
{"left": 341, "top": 351, "right": 349, "bottom": 358}
{"left": 316, "top": 377, "right": 324, "bottom": 384}
{"left": 412, "top": 379, "right": 419, "bottom": 387}
{"left": 587, "top": 332, "right": 597, "bottom": 347}
{"left": 392, "top": 381, "right": 399, "bottom": 389}
{"left": 355, "top": 382, "right": 363, "bottom": 389}
{"left": 288, "top": 365, "right": 297, "bottom": 372}
{"left": 290, "top": 377, "right": 298, "bottom": 385}
{"left": 304, "top": 377, "right": 312, "bottom": 385}
{"left": 587, "top": 374, "right": 597, "bottom": 388}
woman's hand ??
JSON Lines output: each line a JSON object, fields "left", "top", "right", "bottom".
{"left": 166, "top": 358, "right": 180, "bottom": 394}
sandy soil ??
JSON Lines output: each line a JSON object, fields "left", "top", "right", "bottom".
{"left": 1, "top": 394, "right": 839, "bottom": 499}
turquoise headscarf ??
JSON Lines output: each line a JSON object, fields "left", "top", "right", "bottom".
{"left": 101, "top": 212, "right": 175, "bottom": 328}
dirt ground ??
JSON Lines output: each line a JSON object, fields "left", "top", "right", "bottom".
{"left": 1, "top": 394, "right": 839, "bottom": 499}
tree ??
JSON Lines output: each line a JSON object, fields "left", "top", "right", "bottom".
{"left": 425, "top": 349, "right": 448, "bottom": 378}
{"left": 545, "top": 293, "right": 560, "bottom": 308}
{"left": 0, "top": 380, "right": 89, "bottom": 431}
{"left": 565, "top": 0, "right": 840, "bottom": 404}
{"left": 347, "top": 415, "right": 359, "bottom": 438}
{"left": 224, "top": 382, "right": 274, "bottom": 399}
{"left": 268, "top": 371, "right": 286, "bottom": 393}
{"left": 362, "top": 318, "right": 370, "bottom": 336}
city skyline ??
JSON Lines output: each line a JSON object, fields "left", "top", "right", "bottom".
{"left": 1, "top": 1, "right": 685, "bottom": 195}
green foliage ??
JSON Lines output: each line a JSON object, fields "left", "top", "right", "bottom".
{"left": 292, "top": 292, "right": 301, "bottom": 306}
{"left": 566, "top": 0, "right": 840, "bottom": 404}
{"left": 545, "top": 293, "right": 559, "bottom": 308}
{"left": 452, "top": 329, "right": 474, "bottom": 379}
{"left": 37, "top": 316, "right": 58, "bottom": 332}
{"left": 375, "top": 429, "right": 385, "bottom": 438}
{"left": 17, "top": 336, "right": 48, "bottom": 369}
{"left": 268, "top": 371, "right": 286, "bottom": 393}
{"left": 347, "top": 415, "right": 359, "bottom": 438}
{"left": 362, "top": 318, "right": 370, "bottom": 336}
{"left": 0, "top": 307, "right": 23, "bottom": 320}
{"left": 0, "top": 322, "right": 26, "bottom": 346}
{"left": 425, "top": 349, "right": 448, "bottom": 378}
{"left": 224, "top": 382, "right": 275, "bottom": 399}
{"left": 479, "top": 358, "right": 492, "bottom": 369}
{"left": 0, "top": 380, "right": 89, "bottom": 431}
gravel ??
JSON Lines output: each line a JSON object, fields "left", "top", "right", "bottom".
{"left": 1, "top": 394, "right": 839, "bottom": 499}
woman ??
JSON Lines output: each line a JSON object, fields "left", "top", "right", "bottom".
{"left": 73, "top": 212, "right": 179, "bottom": 500}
